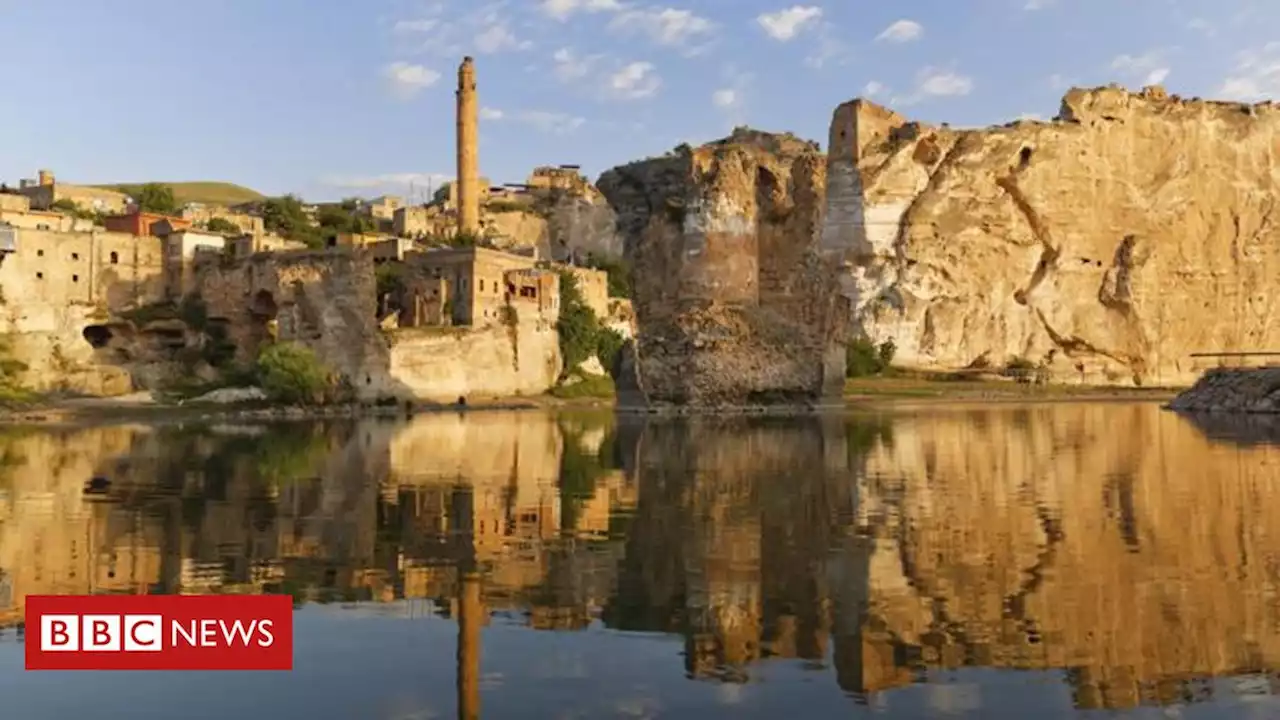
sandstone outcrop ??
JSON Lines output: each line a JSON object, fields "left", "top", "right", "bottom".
{"left": 1166, "top": 366, "right": 1280, "bottom": 413}
{"left": 597, "top": 128, "right": 850, "bottom": 407}
{"left": 828, "top": 86, "right": 1280, "bottom": 386}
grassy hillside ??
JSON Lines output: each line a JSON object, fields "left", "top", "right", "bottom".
{"left": 92, "top": 182, "right": 265, "bottom": 206}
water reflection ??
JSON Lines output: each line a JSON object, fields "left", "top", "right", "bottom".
{"left": 1, "top": 404, "right": 1279, "bottom": 717}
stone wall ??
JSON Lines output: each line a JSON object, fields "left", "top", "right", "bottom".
{"left": 383, "top": 321, "right": 562, "bottom": 402}
{"left": 194, "top": 248, "right": 562, "bottom": 401}
{"left": 195, "top": 249, "right": 390, "bottom": 392}
{"left": 0, "top": 228, "right": 165, "bottom": 393}
{"left": 1167, "top": 366, "right": 1280, "bottom": 413}
{"left": 830, "top": 85, "right": 1280, "bottom": 386}
{"left": 483, "top": 208, "right": 548, "bottom": 251}
{"left": 597, "top": 129, "right": 850, "bottom": 407}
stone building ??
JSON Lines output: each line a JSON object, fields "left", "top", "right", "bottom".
{"left": 398, "top": 246, "right": 557, "bottom": 327}
{"left": 393, "top": 205, "right": 454, "bottom": 238}
{"left": 332, "top": 232, "right": 383, "bottom": 249}
{"left": 0, "top": 225, "right": 166, "bottom": 392}
{"left": 103, "top": 210, "right": 192, "bottom": 238}
{"left": 0, "top": 194, "right": 30, "bottom": 213}
{"left": 368, "top": 237, "right": 415, "bottom": 263}
{"left": 228, "top": 233, "right": 308, "bottom": 258}
{"left": 0, "top": 227, "right": 165, "bottom": 308}
{"left": 562, "top": 265, "right": 609, "bottom": 319}
{"left": 0, "top": 194, "right": 94, "bottom": 232}
{"left": 163, "top": 229, "right": 227, "bottom": 298}
{"left": 179, "top": 203, "right": 266, "bottom": 237}
{"left": 526, "top": 166, "right": 588, "bottom": 193}
{"left": 16, "top": 170, "right": 130, "bottom": 214}
{"left": 360, "top": 196, "right": 403, "bottom": 222}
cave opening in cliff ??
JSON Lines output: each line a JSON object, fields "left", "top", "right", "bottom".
{"left": 1019, "top": 146, "right": 1034, "bottom": 169}
{"left": 82, "top": 325, "right": 112, "bottom": 349}
{"left": 249, "top": 290, "right": 278, "bottom": 318}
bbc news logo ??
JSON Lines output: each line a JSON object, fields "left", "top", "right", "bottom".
{"left": 25, "top": 594, "right": 293, "bottom": 671}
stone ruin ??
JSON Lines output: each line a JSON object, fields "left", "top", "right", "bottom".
{"left": 598, "top": 129, "right": 853, "bottom": 408}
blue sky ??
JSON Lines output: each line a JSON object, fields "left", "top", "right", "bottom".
{"left": 1, "top": 0, "right": 1275, "bottom": 202}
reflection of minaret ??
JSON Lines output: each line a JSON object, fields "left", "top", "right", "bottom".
{"left": 455, "top": 57, "right": 480, "bottom": 236}
{"left": 451, "top": 484, "right": 481, "bottom": 720}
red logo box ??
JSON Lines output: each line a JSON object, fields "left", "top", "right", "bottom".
{"left": 25, "top": 595, "right": 293, "bottom": 671}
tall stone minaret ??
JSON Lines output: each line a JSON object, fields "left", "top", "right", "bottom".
{"left": 455, "top": 56, "right": 480, "bottom": 236}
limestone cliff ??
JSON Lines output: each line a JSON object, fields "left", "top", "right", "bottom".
{"left": 597, "top": 128, "right": 850, "bottom": 407}
{"left": 828, "top": 85, "right": 1280, "bottom": 386}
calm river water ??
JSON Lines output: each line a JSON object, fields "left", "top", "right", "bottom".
{"left": 1, "top": 402, "right": 1278, "bottom": 718}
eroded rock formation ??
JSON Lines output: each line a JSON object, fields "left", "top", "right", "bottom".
{"left": 828, "top": 85, "right": 1280, "bottom": 385}
{"left": 597, "top": 128, "right": 851, "bottom": 407}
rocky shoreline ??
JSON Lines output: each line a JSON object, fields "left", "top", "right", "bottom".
{"left": 1166, "top": 367, "right": 1280, "bottom": 414}
{"left": 0, "top": 379, "right": 1187, "bottom": 427}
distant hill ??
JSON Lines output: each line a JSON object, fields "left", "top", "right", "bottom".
{"left": 92, "top": 182, "right": 265, "bottom": 207}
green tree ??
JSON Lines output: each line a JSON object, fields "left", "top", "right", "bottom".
{"left": 315, "top": 204, "right": 373, "bottom": 243}
{"left": 432, "top": 182, "right": 452, "bottom": 205}
{"left": 261, "top": 195, "right": 323, "bottom": 248}
{"left": 204, "top": 217, "right": 242, "bottom": 235}
{"left": 845, "top": 338, "right": 898, "bottom": 378}
{"left": 556, "top": 271, "right": 602, "bottom": 376}
{"left": 133, "top": 183, "right": 178, "bottom": 214}
{"left": 49, "top": 198, "right": 98, "bottom": 221}
{"left": 255, "top": 342, "right": 331, "bottom": 405}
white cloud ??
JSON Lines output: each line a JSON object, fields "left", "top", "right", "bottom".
{"left": 320, "top": 172, "right": 450, "bottom": 192}
{"left": 803, "top": 22, "right": 853, "bottom": 68}
{"left": 1144, "top": 67, "right": 1170, "bottom": 85}
{"left": 756, "top": 6, "right": 822, "bottom": 41}
{"left": 1024, "top": 0, "right": 1054, "bottom": 9}
{"left": 608, "top": 61, "right": 661, "bottom": 100}
{"left": 382, "top": 62, "right": 440, "bottom": 99}
{"left": 391, "top": 3, "right": 529, "bottom": 56}
{"left": 480, "top": 107, "right": 504, "bottom": 120}
{"left": 513, "top": 110, "right": 585, "bottom": 134}
{"left": 711, "top": 89, "right": 736, "bottom": 108}
{"left": 892, "top": 67, "right": 973, "bottom": 105}
{"left": 550, "top": 47, "right": 662, "bottom": 101}
{"left": 540, "top": 0, "right": 622, "bottom": 21}
{"left": 709, "top": 64, "right": 752, "bottom": 127}
{"left": 1220, "top": 42, "right": 1280, "bottom": 101}
{"left": 551, "top": 47, "right": 598, "bottom": 82}
{"left": 918, "top": 68, "right": 972, "bottom": 97}
{"left": 610, "top": 7, "right": 715, "bottom": 47}
{"left": 876, "top": 19, "right": 923, "bottom": 43}
{"left": 474, "top": 23, "right": 529, "bottom": 53}
{"left": 863, "top": 80, "right": 885, "bottom": 96}
{"left": 1111, "top": 50, "right": 1172, "bottom": 86}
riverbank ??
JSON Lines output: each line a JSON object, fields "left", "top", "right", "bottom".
{"left": 843, "top": 376, "right": 1181, "bottom": 403}
{"left": 0, "top": 374, "right": 1184, "bottom": 427}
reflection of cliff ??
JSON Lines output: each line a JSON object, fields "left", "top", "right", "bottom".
{"left": 5, "top": 407, "right": 1280, "bottom": 711}
{"left": 853, "top": 403, "right": 1280, "bottom": 708}
{"left": 606, "top": 417, "right": 857, "bottom": 681}
{"left": 607, "top": 405, "right": 1280, "bottom": 709}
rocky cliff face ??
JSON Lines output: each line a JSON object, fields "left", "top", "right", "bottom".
{"left": 597, "top": 128, "right": 851, "bottom": 407}
{"left": 483, "top": 187, "right": 625, "bottom": 263}
{"left": 828, "top": 85, "right": 1280, "bottom": 385}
